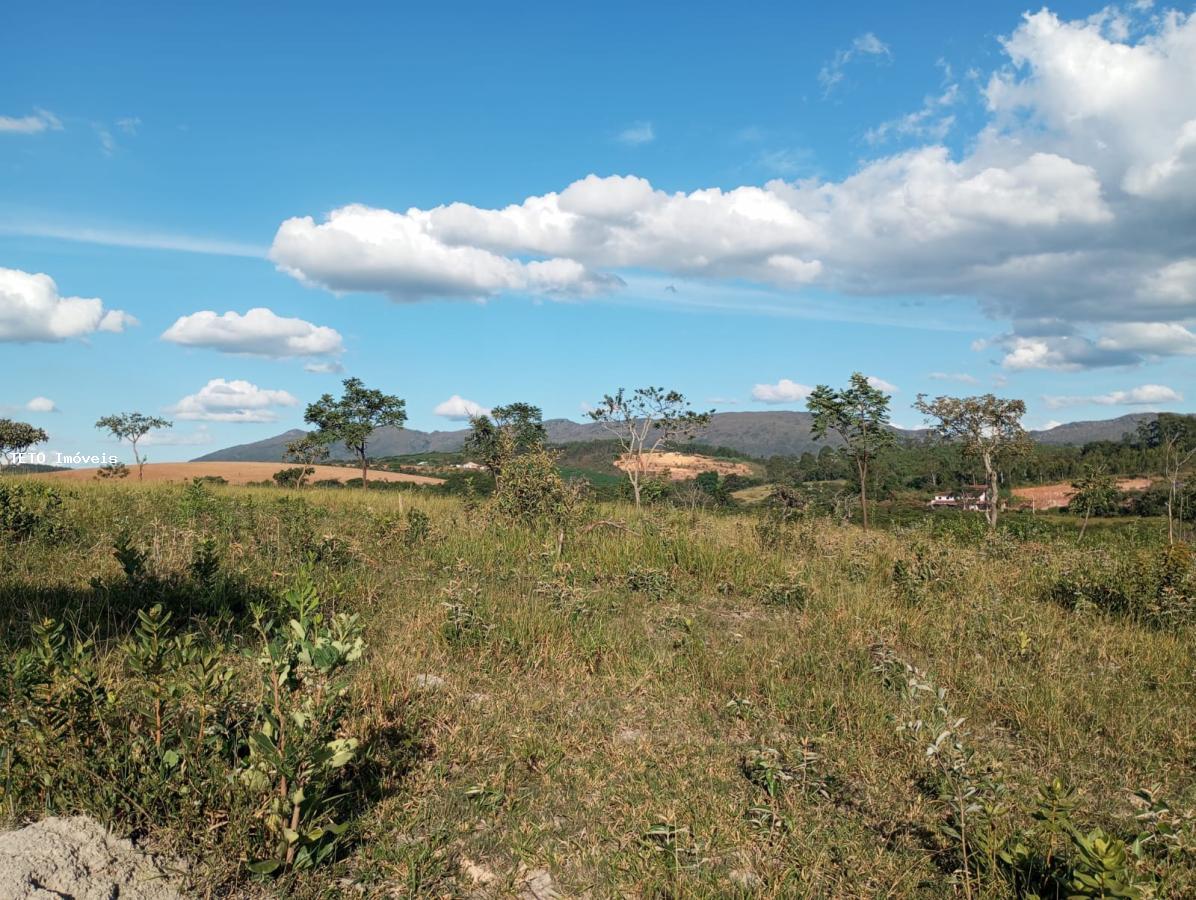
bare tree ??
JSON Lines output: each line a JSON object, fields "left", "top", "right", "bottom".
{"left": 587, "top": 387, "right": 712, "bottom": 508}
{"left": 1137, "top": 414, "right": 1196, "bottom": 544}
{"left": 914, "top": 393, "right": 1031, "bottom": 530}
{"left": 95, "top": 413, "right": 172, "bottom": 481}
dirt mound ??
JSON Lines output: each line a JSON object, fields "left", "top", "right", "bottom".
{"left": 1013, "top": 477, "right": 1151, "bottom": 510}
{"left": 0, "top": 816, "right": 184, "bottom": 899}
{"left": 615, "top": 451, "right": 754, "bottom": 482}
{"left": 39, "top": 461, "right": 444, "bottom": 486}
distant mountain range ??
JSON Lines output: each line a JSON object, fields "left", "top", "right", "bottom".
{"left": 193, "top": 411, "right": 1159, "bottom": 463}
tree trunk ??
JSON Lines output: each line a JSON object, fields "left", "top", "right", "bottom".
{"left": 1080, "top": 506, "right": 1091, "bottom": 541}
{"left": 1167, "top": 488, "right": 1175, "bottom": 546}
{"left": 858, "top": 459, "right": 869, "bottom": 531}
{"left": 986, "top": 464, "right": 999, "bottom": 531}
{"left": 360, "top": 449, "right": 368, "bottom": 489}
{"left": 133, "top": 441, "right": 144, "bottom": 481}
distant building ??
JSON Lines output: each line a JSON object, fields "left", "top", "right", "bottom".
{"left": 928, "top": 484, "right": 994, "bottom": 511}
{"left": 456, "top": 461, "right": 485, "bottom": 470}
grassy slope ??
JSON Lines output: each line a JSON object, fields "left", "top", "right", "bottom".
{"left": 2, "top": 480, "right": 1193, "bottom": 897}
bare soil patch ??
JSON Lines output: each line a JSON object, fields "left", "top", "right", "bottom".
{"left": 1013, "top": 477, "right": 1151, "bottom": 510}
{"left": 615, "top": 451, "right": 754, "bottom": 482}
{"left": 40, "top": 461, "right": 444, "bottom": 486}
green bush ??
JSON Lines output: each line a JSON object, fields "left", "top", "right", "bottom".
{"left": 1045, "top": 543, "right": 1196, "bottom": 626}
{"left": 0, "top": 570, "right": 373, "bottom": 882}
{"left": 0, "top": 479, "right": 66, "bottom": 541}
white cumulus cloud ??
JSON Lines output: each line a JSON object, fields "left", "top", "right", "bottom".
{"left": 1098, "top": 322, "right": 1196, "bottom": 357}
{"left": 170, "top": 379, "right": 298, "bottom": 423}
{"left": 25, "top": 397, "right": 56, "bottom": 412}
{"left": 0, "top": 267, "right": 135, "bottom": 342}
{"left": 752, "top": 379, "right": 814, "bottom": 403}
{"left": 866, "top": 375, "right": 899, "bottom": 393}
{"left": 161, "top": 307, "right": 343, "bottom": 358}
{"left": 267, "top": 7, "right": 1196, "bottom": 371}
{"left": 433, "top": 395, "right": 490, "bottom": 420}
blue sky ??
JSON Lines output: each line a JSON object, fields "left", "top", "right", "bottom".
{"left": 3, "top": 1, "right": 1195, "bottom": 461}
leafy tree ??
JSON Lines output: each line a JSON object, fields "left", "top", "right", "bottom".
{"left": 95, "top": 413, "right": 172, "bottom": 481}
{"left": 284, "top": 433, "right": 331, "bottom": 488}
{"left": 587, "top": 387, "right": 712, "bottom": 508}
{"left": 806, "top": 372, "right": 895, "bottom": 530}
{"left": 0, "top": 419, "right": 49, "bottom": 467}
{"left": 463, "top": 402, "right": 546, "bottom": 488}
{"left": 914, "top": 393, "right": 1031, "bottom": 530}
{"left": 1137, "top": 413, "right": 1196, "bottom": 544}
{"left": 1069, "top": 467, "right": 1121, "bottom": 540}
{"left": 303, "top": 378, "right": 406, "bottom": 489}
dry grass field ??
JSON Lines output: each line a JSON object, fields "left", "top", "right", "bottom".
{"left": 39, "top": 461, "right": 445, "bottom": 487}
{"left": 1, "top": 476, "right": 1193, "bottom": 897}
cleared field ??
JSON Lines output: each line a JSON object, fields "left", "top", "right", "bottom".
{"left": 1013, "top": 476, "right": 1151, "bottom": 509}
{"left": 39, "top": 461, "right": 445, "bottom": 486}
{"left": 615, "top": 450, "right": 754, "bottom": 481}
{"left": 730, "top": 483, "right": 775, "bottom": 503}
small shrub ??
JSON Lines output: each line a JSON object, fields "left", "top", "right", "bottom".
{"left": 440, "top": 577, "right": 492, "bottom": 646}
{"left": 0, "top": 480, "right": 66, "bottom": 541}
{"left": 891, "top": 540, "right": 951, "bottom": 604}
{"left": 404, "top": 507, "right": 431, "bottom": 546}
{"left": 741, "top": 743, "right": 827, "bottom": 800}
{"left": 242, "top": 568, "right": 366, "bottom": 874}
{"left": 273, "top": 466, "right": 313, "bottom": 488}
{"left": 625, "top": 566, "right": 675, "bottom": 602}
{"left": 755, "top": 579, "right": 809, "bottom": 609}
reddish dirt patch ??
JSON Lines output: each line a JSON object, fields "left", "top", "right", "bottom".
{"left": 615, "top": 451, "right": 754, "bottom": 482}
{"left": 39, "top": 461, "right": 444, "bottom": 486}
{"left": 1013, "top": 477, "right": 1151, "bottom": 510}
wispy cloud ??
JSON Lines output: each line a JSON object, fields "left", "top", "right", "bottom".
{"left": 1043, "top": 384, "right": 1183, "bottom": 408}
{"left": 616, "top": 121, "right": 655, "bottom": 146}
{"left": 95, "top": 124, "right": 116, "bottom": 156}
{"left": 0, "top": 222, "right": 267, "bottom": 259}
{"left": 0, "top": 109, "right": 62, "bottom": 135}
{"left": 754, "top": 147, "right": 814, "bottom": 176}
{"left": 928, "top": 371, "right": 979, "bottom": 384}
{"left": 819, "top": 33, "right": 891, "bottom": 95}
{"left": 304, "top": 360, "right": 345, "bottom": 374}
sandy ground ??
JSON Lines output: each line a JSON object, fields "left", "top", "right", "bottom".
{"left": 0, "top": 816, "right": 183, "bottom": 899}
{"left": 615, "top": 451, "right": 754, "bottom": 482}
{"left": 1013, "top": 477, "right": 1151, "bottom": 510}
{"left": 40, "top": 461, "right": 445, "bottom": 486}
